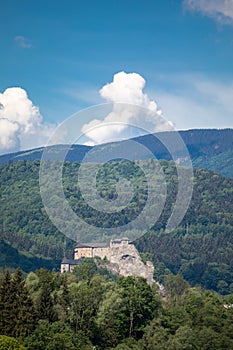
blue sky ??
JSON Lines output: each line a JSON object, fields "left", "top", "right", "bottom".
{"left": 0, "top": 0, "right": 233, "bottom": 153}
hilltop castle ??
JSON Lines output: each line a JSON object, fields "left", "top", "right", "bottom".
{"left": 61, "top": 237, "right": 155, "bottom": 284}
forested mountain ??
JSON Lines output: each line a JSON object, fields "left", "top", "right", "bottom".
{"left": 0, "top": 128, "right": 232, "bottom": 177}
{"left": 0, "top": 240, "right": 58, "bottom": 272}
{"left": 0, "top": 159, "right": 232, "bottom": 293}
{"left": 134, "top": 128, "right": 233, "bottom": 178}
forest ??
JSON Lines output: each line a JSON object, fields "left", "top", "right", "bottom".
{"left": 0, "top": 159, "right": 232, "bottom": 293}
{"left": 0, "top": 262, "right": 233, "bottom": 350}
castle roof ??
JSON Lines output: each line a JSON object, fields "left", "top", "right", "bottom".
{"left": 75, "top": 242, "right": 108, "bottom": 249}
{"left": 111, "top": 237, "right": 131, "bottom": 243}
{"left": 61, "top": 257, "right": 82, "bottom": 265}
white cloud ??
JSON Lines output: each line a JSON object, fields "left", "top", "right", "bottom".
{"left": 14, "top": 36, "right": 32, "bottom": 48}
{"left": 150, "top": 74, "right": 233, "bottom": 130}
{"left": 81, "top": 71, "right": 173, "bottom": 145}
{"left": 0, "top": 87, "right": 55, "bottom": 154}
{"left": 100, "top": 71, "right": 159, "bottom": 110}
{"left": 0, "top": 119, "right": 19, "bottom": 151}
{"left": 183, "top": 0, "right": 233, "bottom": 24}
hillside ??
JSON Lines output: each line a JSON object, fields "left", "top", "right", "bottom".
{"left": 0, "top": 128, "right": 232, "bottom": 177}
{"left": 136, "top": 226, "right": 233, "bottom": 295}
{"left": 134, "top": 128, "right": 233, "bottom": 178}
{"left": 0, "top": 159, "right": 232, "bottom": 293}
{"left": 0, "top": 240, "right": 58, "bottom": 272}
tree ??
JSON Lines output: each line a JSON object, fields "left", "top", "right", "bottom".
{"left": 23, "top": 320, "right": 93, "bottom": 350}
{"left": 194, "top": 326, "right": 233, "bottom": 350}
{"left": 37, "top": 284, "right": 57, "bottom": 323}
{"left": 73, "top": 259, "right": 97, "bottom": 283}
{"left": 69, "top": 281, "right": 97, "bottom": 337}
{"left": 164, "top": 274, "right": 189, "bottom": 305}
{"left": 59, "top": 275, "right": 70, "bottom": 322}
{"left": 166, "top": 325, "right": 196, "bottom": 350}
{"left": 96, "top": 286, "right": 125, "bottom": 348}
{"left": 142, "top": 319, "right": 170, "bottom": 350}
{"left": 110, "top": 337, "right": 143, "bottom": 349}
{"left": 0, "top": 335, "right": 25, "bottom": 350}
{"left": 53, "top": 274, "right": 71, "bottom": 323}
{"left": 0, "top": 270, "right": 36, "bottom": 338}
{"left": 117, "top": 276, "right": 158, "bottom": 339}
{"left": 0, "top": 271, "right": 13, "bottom": 336}
{"left": 10, "top": 269, "right": 37, "bottom": 337}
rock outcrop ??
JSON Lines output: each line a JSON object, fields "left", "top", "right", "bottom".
{"left": 108, "top": 240, "right": 154, "bottom": 284}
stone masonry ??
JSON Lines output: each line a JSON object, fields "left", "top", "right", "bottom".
{"left": 70, "top": 237, "right": 155, "bottom": 284}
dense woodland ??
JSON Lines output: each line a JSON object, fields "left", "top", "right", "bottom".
{"left": 0, "top": 159, "right": 233, "bottom": 293}
{"left": 0, "top": 264, "right": 233, "bottom": 349}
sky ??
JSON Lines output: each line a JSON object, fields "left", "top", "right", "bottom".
{"left": 0, "top": 0, "right": 233, "bottom": 153}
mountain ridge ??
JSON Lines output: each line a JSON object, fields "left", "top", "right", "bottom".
{"left": 0, "top": 128, "right": 232, "bottom": 177}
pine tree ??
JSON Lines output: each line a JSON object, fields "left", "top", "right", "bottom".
{"left": 0, "top": 271, "right": 14, "bottom": 336}
{"left": 37, "top": 283, "right": 57, "bottom": 323}
{"left": 60, "top": 275, "right": 70, "bottom": 322}
{"left": 0, "top": 269, "right": 37, "bottom": 338}
{"left": 10, "top": 269, "right": 37, "bottom": 337}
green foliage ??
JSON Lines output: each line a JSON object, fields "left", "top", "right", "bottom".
{"left": 37, "top": 285, "right": 57, "bottom": 323}
{"left": 73, "top": 258, "right": 97, "bottom": 282}
{"left": 23, "top": 320, "right": 92, "bottom": 350}
{"left": 136, "top": 224, "right": 233, "bottom": 294}
{"left": 117, "top": 276, "right": 159, "bottom": 338}
{"left": 0, "top": 335, "right": 25, "bottom": 350}
{"left": 0, "top": 240, "right": 58, "bottom": 272}
{"left": 96, "top": 285, "right": 125, "bottom": 347}
{"left": 0, "top": 271, "right": 13, "bottom": 336}
{"left": 164, "top": 274, "right": 189, "bottom": 305}
{"left": 192, "top": 149, "right": 233, "bottom": 179}
{"left": 110, "top": 337, "right": 143, "bottom": 349}
{"left": 0, "top": 160, "right": 74, "bottom": 267}
{"left": 0, "top": 269, "right": 233, "bottom": 349}
{"left": 142, "top": 288, "right": 233, "bottom": 350}
{"left": 0, "top": 269, "right": 36, "bottom": 338}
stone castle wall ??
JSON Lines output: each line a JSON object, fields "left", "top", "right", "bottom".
{"left": 74, "top": 247, "right": 111, "bottom": 260}
{"left": 93, "top": 247, "right": 111, "bottom": 260}
{"left": 74, "top": 247, "right": 94, "bottom": 259}
{"left": 74, "top": 239, "right": 155, "bottom": 284}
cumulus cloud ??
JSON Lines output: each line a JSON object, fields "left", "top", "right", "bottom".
{"left": 0, "top": 119, "right": 19, "bottom": 151}
{"left": 100, "top": 72, "right": 159, "bottom": 110}
{"left": 183, "top": 0, "right": 233, "bottom": 24}
{"left": 81, "top": 71, "right": 173, "bottom": 145}
{"left": 14, "top": 36, "right": 32, "bottom": 48}
{"left": 0, "top": 87, "right": 54, "bottom": 154}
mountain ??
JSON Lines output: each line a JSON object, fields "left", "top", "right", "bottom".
{"left": 0, "top": 158, "right": 232, "bottom": 293}
{"left": 0, "top": 128, "right": 232, "bottom": 177}
{"left": 0, "top": 144, "right": 90, "bottom": 165}
{"left": 133, "top": 128, "right": 233, "bottom": 178}
{"left": 0, "top": 240, "right": 59, "bottom": 272}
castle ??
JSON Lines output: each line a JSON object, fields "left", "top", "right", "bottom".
{"left": 61, "top": 237, "right": 155, "bottom": 284}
